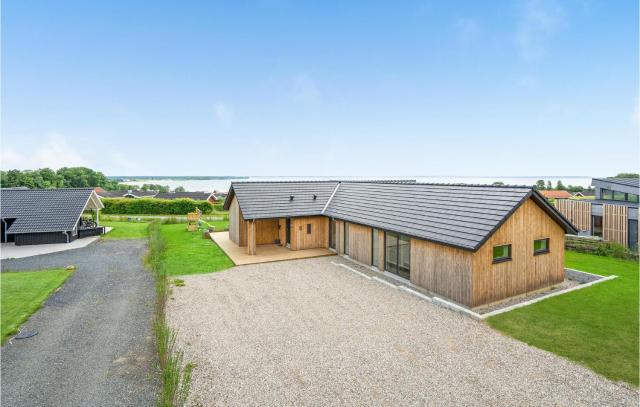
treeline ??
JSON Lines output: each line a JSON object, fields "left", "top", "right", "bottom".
{"left": 533, "top": 173, "right": 638, "bottom": 192}
{"left": 0, "top": 167, "right": 175, "bottom": 192}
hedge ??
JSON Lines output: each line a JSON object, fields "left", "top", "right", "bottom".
{"left": 565, "top": 235, "right": 638, "bottom": 261}
{"left": 101, "top": 198, "right": 214, "bottom": 215}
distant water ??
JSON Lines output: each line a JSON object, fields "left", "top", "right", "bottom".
{"left": 122, "top": 176, "right": 593, "bottom": 192}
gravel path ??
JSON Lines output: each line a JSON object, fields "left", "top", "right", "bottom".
{"left": 168, "top": 256, "right": 638, "bottom": 406}
{"left": 1, "top": 239, "right": 157, "bottom": 407}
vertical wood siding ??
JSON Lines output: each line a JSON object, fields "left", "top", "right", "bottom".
{"left": 346, "top": 223, "right": 372, "bottom": 265}
{"left": 555, "top": 199, "right": 591, "bottom": 232}
{"left": 471, "top": 198, "right": 565, "bottom": 307}
{"left": 410, "top": 239, "right": 473, "bottom": 305}
{"left": 603, "top": 204, "right": 628, "bottom": 247}
{"left": 246, "top": 220, "right": 256, "bottom": 255}
{"left": 255, "top": 219, "right": 279, "bottom": 245}
{"left": 290, "top": 216, "right": 328, "bottom": 250}
{"left": 336, "top": 221, "right": 344, "bottom": 254}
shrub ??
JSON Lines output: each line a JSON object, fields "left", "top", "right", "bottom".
{"left": 565, "top": 236, "right": 638, "bottom": 261}
{"left": 102, "top": 198, "right": 213, "bottom": 215}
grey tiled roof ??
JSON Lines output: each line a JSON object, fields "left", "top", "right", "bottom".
{"left": 592, "top": 178, "right": 640, "bottom": 188}
{"left": 96, "top": 190, "right": 158, "bottom": 198}
{"left": 225, "top": 180, "right": 577, "bottom": 251}
{"left": 0, "top": 188, "right": 95, "bottom": 234}
{"left": 154, "top": 192, "right": 212, "bottom": 200}
{"left": 325, "top": 182, "right": 554, "bottom": 250}
{"left": 225, "top": 181, "right": 340, "bottom": 219}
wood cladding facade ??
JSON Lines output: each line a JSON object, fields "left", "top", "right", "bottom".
{"left": 603, "top": 204, "right": 628, "bottom": 246}
{"left": 410, "top": 239, "right": 473, "bottom": 305}
{"left": 471, "top": 198, "right": 565, "bottom": 307}
{"left": 289, "top": 216, "right": 329, "bottom": 250}
{"left": 228, "top": 197, "right": 247, "bottom": 246}
{"left": 346, "top": 223, "right": 372, "bottom": 265}
{"left": 555, "top": 199, "right": 591, "bottom": 232}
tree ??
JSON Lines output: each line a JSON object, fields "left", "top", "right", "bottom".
{"left": 492, "top": 181, "right": 504, "bottom": 186}
{"left": 535, "top": 180, "right": 546, "bottom": 190}
{"left": 546, "top": 180, "right": 552, "bottom": 190}
{"left": 555, "top": 180, "right": 566, "bottom": 190}
{"left": 614, "top": 173, "right": 639, "bottom": 178}
{"left": 174, "top": 186, "right": 186, "bottom": 192}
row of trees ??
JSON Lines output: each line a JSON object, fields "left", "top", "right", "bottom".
{"left": 0, "top": 167, "right": 183, "bottom": 192}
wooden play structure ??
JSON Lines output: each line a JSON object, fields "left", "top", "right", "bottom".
{"left": 187, "top": 208, "right": 202, "bottom": 232}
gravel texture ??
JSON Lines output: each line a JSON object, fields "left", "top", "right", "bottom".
{"left": 1, "top": 239, "right": 157, "bottom": 407}
{"left": 168, "top": 256, "right": 638, "bottom": 406}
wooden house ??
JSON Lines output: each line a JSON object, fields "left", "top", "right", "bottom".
{"left": 224, "top": 181, "right": 577, "bottom": 308}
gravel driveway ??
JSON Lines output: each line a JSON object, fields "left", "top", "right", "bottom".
{"left": 1, "top": 239, "right": 157, "bottom": 407}
{"left": 168, "top": 256, "right": 637, "bottom": 406}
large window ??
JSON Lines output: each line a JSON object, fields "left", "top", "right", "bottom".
{"left": 385, "top": 232, "right": 410, "bottom": 279}
{"left": 372, "top": 228, "right": 379, "bottom": 268}
{"left": 601, "top": 189, "right": 613, "bottom": 200}
{"left": 533, "top": 238, "right": 549, "bottom": 255}
{"left": 492, "top": 244, "right": 511, "bottom": 263}
{"left": 613, "top": 191, "right": 626, "bottom": 201}
{"left": 629, "top": 193, "right": 639, "bottom": 203}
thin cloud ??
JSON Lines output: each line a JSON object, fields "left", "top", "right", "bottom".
{"left": 515, "top": 0, "right": 563, "bottom": 61}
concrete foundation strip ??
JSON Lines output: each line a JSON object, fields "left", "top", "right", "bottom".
{"left": 372, "top": 276, "right": 398, "bottom": 289}
{"left": 330, "top": 261, "right": 372, "bottom": 280}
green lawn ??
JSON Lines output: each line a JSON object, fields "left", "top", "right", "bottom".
{"left": 102, "top": 221, "right": 149, "bottom": 239}
{"left": 488, "top": 251, "right": 639, "bottom": 386}
{"left": 159, "top": 223, "right": 234, "bottom": 276}
{"left": 1, "top": 269, "right": 74, "bottom": 343}
{"left": 200, "top": 218, "right": 229, "bottom": 231}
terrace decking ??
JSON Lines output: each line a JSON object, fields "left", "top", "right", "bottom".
{"left": 211, "top": 232, "right": 335, "bottom": 265}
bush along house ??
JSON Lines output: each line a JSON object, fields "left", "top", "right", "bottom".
{"left": 555, "top": 178, "right": 639, "bottom": 249}
{"left": 224, "top": 181, "right": 578, "bottom": 308}
{"left": 0, "top": 188, "right": 104, "bottom": 245}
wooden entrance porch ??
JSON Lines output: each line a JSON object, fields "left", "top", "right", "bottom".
{"left": 211, "top": 232, "right": 334, "bottom": 265}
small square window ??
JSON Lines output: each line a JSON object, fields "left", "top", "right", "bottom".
{"left": 534, "top": 238, "right": 549, "bottom": 255}
{"left": 307, "top": 224, "right": 312, "bottom": 234}
{"left": 492, "top": 244, "right": 511, "bottom": 263}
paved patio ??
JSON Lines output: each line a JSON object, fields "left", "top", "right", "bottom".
{"left": 0, "top": 227, "right": 112, "bottom": 259}
{"left": 211, "top": 231, "right": 334, "bottom": 265}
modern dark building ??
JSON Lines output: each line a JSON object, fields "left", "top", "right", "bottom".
{"left": 0, "top": 188, "right": 104, "bottom": 245}
{"left": 555, "top": 177, "right": 639, "bottom": 249}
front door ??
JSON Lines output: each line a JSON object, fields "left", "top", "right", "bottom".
{"left": 285, "top": 218, "right": 291, "bottom": 248}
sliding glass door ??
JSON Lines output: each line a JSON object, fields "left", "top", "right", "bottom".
{"left": 385, "top": 231, "right": 410, "bottom": 279}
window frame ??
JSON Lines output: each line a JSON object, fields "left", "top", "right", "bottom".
{"left": 492, "top": 244, "right": 512, "bottom": 264}
{"left": 533, "top": 238, "right": 550, "bottom": 255}
{"left": 306, "top": 223, "right": 312, "bottom": 235}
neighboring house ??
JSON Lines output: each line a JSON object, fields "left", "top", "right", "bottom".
{"left": 223, "top": 181, "right": 577, "bottom": 308}
{"left": 0, "top": 188, "right": 104, "bottom": 245}
{"left": 540, "top": 190, "right": 573, "bottom": 200}
{"left": 555, "top": 178, "right": 639, "bottom": 248}
{"left": 154, "top": 191, "right": 217, "bottom": 203}
{"left": 212, "top": 190, "right": 227, "bottom": 201}
{"left": 95, "top": 189, "right": 158, "bottom": 198}
{"left": 573, "top": 190, "right": 595, "bottom": 197}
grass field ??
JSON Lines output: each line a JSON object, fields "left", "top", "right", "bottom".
{"left": 488, "top": 251, "right": 639, "bottom": 386}
{"left": 159, "top": 223, "right": 234, "bottom": 276}
{"left": 102, "top": 221, "right": 150, "bottom": 239}
{"left": 199, "top": 218, "right": 229, "bottom": 231}
{"left": 1, "top": 269, "right": 74, "bottom": 343}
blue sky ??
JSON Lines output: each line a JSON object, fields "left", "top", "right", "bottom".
{"left": 2, "top": 0, "right": 637, "bottom": 177}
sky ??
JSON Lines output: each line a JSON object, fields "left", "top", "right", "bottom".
{"left": 1, "top": 0, "right": 638, "bottom": 177}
